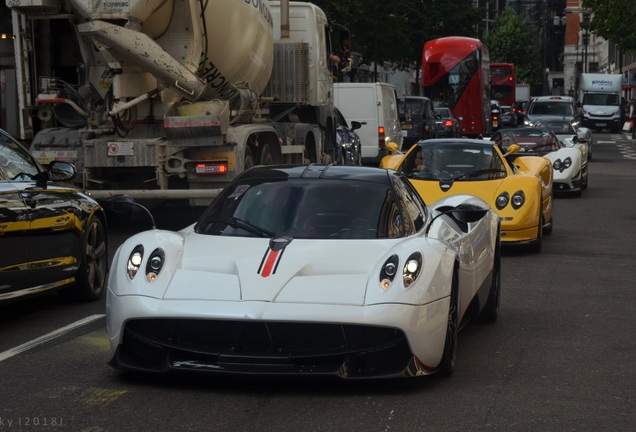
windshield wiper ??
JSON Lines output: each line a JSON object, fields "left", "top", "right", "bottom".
{"left": 204, "top": 217, "right": 276, "bottom": 238}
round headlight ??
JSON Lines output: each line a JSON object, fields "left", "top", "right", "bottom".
{"left": 496, "top": 192, "right": 509, "bottom": 210}
{"left": 511, "top": 190, "right": 525, "bottom": 209}
{"left": 563, "top": 157, "right": 572, "bottom": 168}
{"left": 553, "top": 159, "right": 562, "bottom": 170}
{"left": 145, "top": 248, "right": 165, "bottom": 283}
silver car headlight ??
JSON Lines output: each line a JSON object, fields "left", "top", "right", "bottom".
{"left": 145, "top": 248, "right": 165, "bottom": 283}
{"left": 380, "top": 254, "right": 399, "bottom": 289}
{"left": 402, "top": 252, "right": 423, "bottom": 288}
{"left": 553, "top": 159, "right": 562, "bottom": 170}
{"left": 563, "top": 157, "right": 572, "bottom": 169}
{"left": 127, "top": 245, "right": 144, "bottom": 280}
{"left": 511, "top": 190, "right": 525, "bottom": 209}
{"left": 496, "top": 192, "right": 509, "bottom": 210}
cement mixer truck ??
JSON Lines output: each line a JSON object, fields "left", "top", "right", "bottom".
{"left": 6, "top": 0, "right": 340, "bottom": 206}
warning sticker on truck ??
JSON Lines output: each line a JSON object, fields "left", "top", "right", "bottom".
{"left": 107, "top": 142, "right": 134, "bottom": 156}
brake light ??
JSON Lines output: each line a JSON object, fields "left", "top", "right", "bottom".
{"left": 492, "top": 115, "right": 499, "bottom": 120}
{"left": 378, "top": 126, "right": 386, "bottom": 148}
{"left": 444, "top": 120, "right": 453, "bottom": 127}
{"left": 195, "top": 162, "right": 228, "bottom": 175}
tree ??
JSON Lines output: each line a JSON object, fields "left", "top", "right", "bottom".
{"left": 482, "top": 7, "right": 543, "bottom": 89}
{"left": 582, "top": 0, "right": 636, "bottom": 52}
{"left": 311, "top": 0, "right": 483, "bottom": 70}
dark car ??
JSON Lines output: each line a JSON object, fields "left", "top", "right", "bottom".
{"left": 0, "top": 128, "right": 108, "bottom": 304}
{"left": 434, "top": 107, "right": 461, "bottom": 137}
{"left": 334, "top": 107, "right": 363, "bottom": 166}
{"left": 500, "top": 105, "right": 517, "bottom": 127}
{"left": 399, "top": 96, "right": 438, "bottom": 149}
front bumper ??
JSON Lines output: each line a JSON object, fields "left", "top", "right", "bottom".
{"left": 106, "top": 290, "right": 450, "bottom": 379}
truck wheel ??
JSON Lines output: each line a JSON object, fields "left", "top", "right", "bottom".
{"left": 244, "top": 147, "right": 255, "bottom": 171}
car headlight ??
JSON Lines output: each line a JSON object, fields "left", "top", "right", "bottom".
{"left": 402, "top": 252, "right": 423, "bottom": 288}
{"left": 511, "top": 190, "right": 525, "bottom": 209}
{"left": 380, "top": 254, "right": 399, "bottom": 289}
{"left": 127, "top": 245, "right": 144, "bottom": 280}
{"left": 496, "top": 192, "right": 509, "bottom": 210}
{"left": 563, "top": 157, "right": 572, "bottom": 169}
{"left": 145, "top": 248, "right": 165, "bottom": 283}
{"left": 553, "top": 159, "right": 562, "bottom": 170}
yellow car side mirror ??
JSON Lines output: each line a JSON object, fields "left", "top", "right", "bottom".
{"left": 504, "top": 143, "right": 520, "bottom": 156}
{"left": 386, "top": 141, "right": 400, "bottom": 152}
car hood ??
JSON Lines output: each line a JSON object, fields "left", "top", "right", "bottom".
{"left": 526, "top": 114, "right": 574, "bottom": 123}
{"left": 110, "top": 229, "right": 445, "bottom": 306}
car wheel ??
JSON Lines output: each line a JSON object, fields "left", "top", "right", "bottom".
{"left": 480, "top": 233, "right": 501, "bottom": 323}
{"left": 438, "top": 272, "right": 458, "bottom": 377}
{"left": 528, "top": 212, "right": 543, "bottom": 253}
{"left": 543, "top": 209, "right": 553, "bottom": 235}
{"left": 62, "top": 216, "right": 108, "bottom": 301}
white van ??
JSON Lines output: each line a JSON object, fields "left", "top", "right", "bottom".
{"left": 333, "top": 82, "right": 403, "bottom": 164}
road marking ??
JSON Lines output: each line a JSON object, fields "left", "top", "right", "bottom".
{"left": 0, "top": 314, "right": 105, "bottom": 362}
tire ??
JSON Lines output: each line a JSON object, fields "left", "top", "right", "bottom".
{"left": 438, "top": 273, "right": 458, "bottom": 377}
{"left": 529, "top": 212, "right": 543, "bottom": 253}
{"left": 480, "top": 235, "right": 501, "bottom": 323}
{"left": 543, "top": 207, "right": 554, "bottom": 235}
{"left": 62, "top": 216, "right": 108, "bottom": 301}
{"left": 244, "top": 147, "right": 255, "bottom": 171}
{"left": 259, "top": 142, "right": 275, "bottom": 166}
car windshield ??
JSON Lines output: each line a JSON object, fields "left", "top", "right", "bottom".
{"left": 196, "top": 178, "right": 403, "bottom": 239}
{"left": 498, "top": 130, "right": 559, "bottom": 155}
{"left": 528, "top": 101, "right": 574, "bottom": 116}
{"left": 435, "top": 108, "right": 451, "bottom": 118}
{"left": 400, "top": 100, "right": 424, "bottom": 117}
{"left": 402, "top": 141, "right": 507, "bottom": 181}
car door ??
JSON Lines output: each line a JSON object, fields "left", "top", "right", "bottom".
{"left": 0, "top": 181, "right": 31, "bottom": 295}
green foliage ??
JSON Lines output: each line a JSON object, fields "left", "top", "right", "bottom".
{"left": 482, "top": 7, "right": 543, "bottom": 89}
{"left": 310, "top": 0, "right": 483, "bottom": 69}
{"left": 582, "top": 0, "right": 636, "bottom": 52}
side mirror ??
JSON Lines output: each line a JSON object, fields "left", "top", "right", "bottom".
{"left": 386, "top": 141, "right": 400, "bottom": 152}
{"left": 104, "top": 195, "right": 157, "bottom": 229}
{"left": 47, "top": 160, "right": 76, "bottom": 182}
{"left": 504, "top": 143, "right": 520, "bottom": 156}
{"left": 351, "top": 121, "right": 362, "bottom": 131}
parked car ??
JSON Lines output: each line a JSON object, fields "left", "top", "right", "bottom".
{"left": 500, "top": 105, "right": 517, "bottom": 127}
{"left": 0, "top": 128, "right": 108, "bottom": 303}
{"left": 493, "top": 127, "right": 588, "bottom": 196}
{"left": 107, "top": 164, "right": 501, "bottom": 378}
{"left": 434, "top": 107, "right": 462, "bottom": 138}
{"left": 399, "top": 96, "right": 438, "bottom": 149}
{"left": 381, "top": 138, "right": 553, "bottom": 252}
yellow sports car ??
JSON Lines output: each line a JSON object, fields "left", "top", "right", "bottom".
{"left": 381, "top": 138, "right": 554, "bottom": 252}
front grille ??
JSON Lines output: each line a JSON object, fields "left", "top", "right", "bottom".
{"left": 116, "top": 319, "right": 414, "bottom": 378}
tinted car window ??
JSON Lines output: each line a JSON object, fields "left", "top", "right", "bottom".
{"left": 0, "top": 133, "right": 40, "bottom": 181}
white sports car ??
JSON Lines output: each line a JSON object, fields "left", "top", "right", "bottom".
{"left": 535, "top": 119, "right": 593, "bottom": 161}
{"left": 106, "top": 165, "right": 501, "bottom": 379}
{"left": 494, "top": 127, "right": 588, "bottom": 196}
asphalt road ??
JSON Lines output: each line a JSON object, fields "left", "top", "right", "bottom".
{"left": 0, "top": 132, "right": 634, "bottom": 432}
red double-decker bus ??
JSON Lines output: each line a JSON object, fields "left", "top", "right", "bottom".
{"left": 421, "top": 36, "right": 491, "bottom": 137}
{"left": 490, "top": 63, "right": 516, "bottom": 106}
